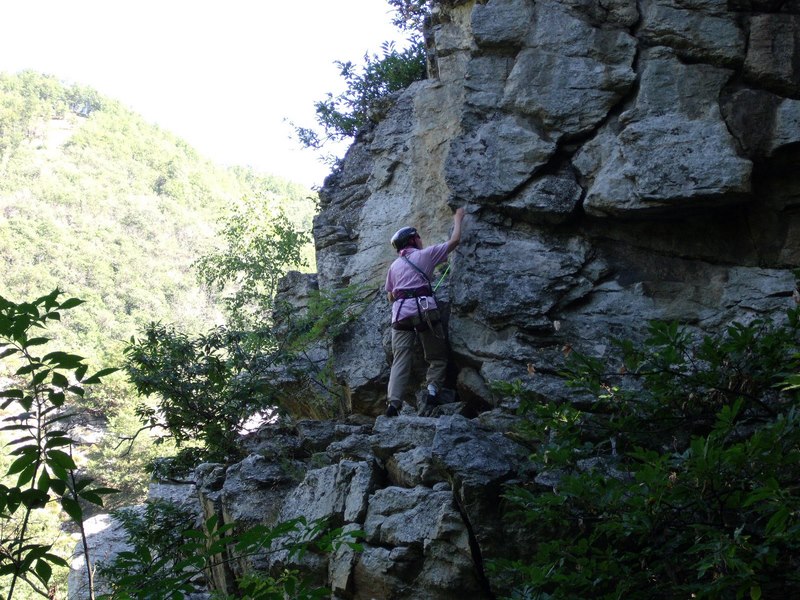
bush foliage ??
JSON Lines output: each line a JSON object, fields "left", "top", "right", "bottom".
{"left": 497, "top": 309, "right": 800, "bottom": 599}
{"left": 97, "top": 501, "right": 361, "bottom": 599}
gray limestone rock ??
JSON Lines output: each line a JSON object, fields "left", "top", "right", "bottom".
{"left": 744, "top": 14, "right": 800, "bottom": 96}
{"left": 503, "top": 0, "right": 637, "bottom": 140}
{"left": 446, "top": 113, "right": 556, "bottom": 201}
{"left": 386, "top": 445, "right": 442, "bottom": 487}
{"left": 722, "top": 89, "right": 800, "bottom": 159}
{"left": 502, "top": 167, "right": 584, "bottom": 224}
{"left": 578, "top": 51, "right": 752, "bottom": 216}
{"left": 279, "top": 459, "right": 379, "bottom": 525}
{"left": 639, "top": 0, "right": 745, "bottom": 66}
{"left": 360, "top": 486, "right": 487, "bottom": 599}
{"left": 471, "top": 0, "right": 534, "bottom": 47}
{"left": 430, "top": 415, "right": 534, "bottom": 595}
{"left": 370, "top": 413, "right": 439, "bottom": 460}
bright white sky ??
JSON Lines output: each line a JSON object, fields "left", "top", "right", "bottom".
{"left": 0, "top": 0, "right": 408, "bottom": 188}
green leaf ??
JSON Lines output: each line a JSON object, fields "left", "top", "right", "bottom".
{"left": 34, "top": 559, "right": 52, "bottom": 584}
{"left": 25, "top": 337, "right": 50, "bottom": 347}
{"left": 67, "top": 385, "right": 85, "bottom": 397}
{"left": 20, "top": 488, "right": 48, "bottom": 509}
{"left": 15, "top": 363, "right": 37, "bottom": 375}
{"left": 11, "top": 443, "right": 41, "bottom": 456}
{"left": 37, "top": 470, "right": 50, "bottom": 492}
{"left": 82, "top": 367, "right": 119, "bottom": 384}
{"left": 37, "top": 289, "right": 61, "bottom": 309}
{"left": 0, "top": 388, "right": 24, "bottom": 399}
{"left": 51, "top": 372, "right": 69, "bottom": 388}
{"left": 7, "top": 452, "right": 37, "bottom": 476}
{"left": 49, "top": 391, "right": 65, "bottom": 407}
{"left": 32, "top": 369, "right": 49, "bottom": 386}
{"left": 46, "top": 449, "right": 77, "bottom": 470}
{"left": 48, "top": 460, "right": 68, "bottom": 480}
{"left": 48, "top": 478, "right": 67, "bottom": 495}
{"left": 17, "top": 462, "right": 38, "bottom": 487}
{"left": 45, "top": 437, "right": 72, "bottom": 449}
{"left": 42, "top": 553, "right": 69, "bottom": 568}
{"left": 20, "top": 395, "right": 34, "bottom": 411}
{"left": 0, "top": 347, "right": 19, "bottom": 359}
{"left": 766, "top": 507, "right": 790, "bottom": 536}
{"left": 61, "top": 497, "right": 82, "bottom": 521}
{"left": 59, "top": 298, "right": 85, "bottom": 310}
{"left": 42, "top": 351, "right": 85, "bottom": 368}
{"left": 0, "top": 564, "right": 15, "bottom": 576}
{"left": 78, "top": 491, "right": 104, "bottom": 506}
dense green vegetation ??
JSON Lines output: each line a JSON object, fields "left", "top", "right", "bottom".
{"left": 1, "top": 71, "right": 315, "bottom": 377}
{"left": 97, "top": 504, "right": 360, "bottom": 599}
{"left": 0, "top": 72, "right": 315, "bottom": 398}
{"left": 497, "top": 309, "right": 800, "bottom": 599}
{"left": 0, "top": 70, "right": 318, "bottom": 598}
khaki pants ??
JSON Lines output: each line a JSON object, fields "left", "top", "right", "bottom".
{"left": 387, "top": 319, "right": 447, "bottom": 409}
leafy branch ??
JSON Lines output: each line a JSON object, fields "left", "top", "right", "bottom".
{"left": 0, "top": 289, "right": 117, "bottom": 599}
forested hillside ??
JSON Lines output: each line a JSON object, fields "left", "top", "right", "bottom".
{"left": 0, "top": 71, "right": 320, "bottom": 598}
{"left": 0, "top": 70, "right": 317, "bottom": 497}
{"left": 0, "top": 70, "right": 315, "bottom": 381}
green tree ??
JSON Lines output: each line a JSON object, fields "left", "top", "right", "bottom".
{"left": 293, "top": 1, "right": 430, "bottom": 151}
{"left": 124, "top": 323, "right": 280, "bottom": 464}
{"left": 194, "top": 196, "right": 311, "bottom": 335}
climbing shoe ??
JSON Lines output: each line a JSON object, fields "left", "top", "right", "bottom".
{"left": 385, "top": 404, "right": 399, "bottom": 417}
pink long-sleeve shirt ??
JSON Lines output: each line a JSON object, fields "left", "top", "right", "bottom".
{"left": 385, "top": 242, "right": 450, "bottom": 323}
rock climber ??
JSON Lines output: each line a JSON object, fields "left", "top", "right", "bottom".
{"left": 384, "top": 207, "right": 465, "bottom": 417}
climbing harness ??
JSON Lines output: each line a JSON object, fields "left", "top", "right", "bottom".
{"left": 391, "top": 256, "right": 446, "bottom": 338}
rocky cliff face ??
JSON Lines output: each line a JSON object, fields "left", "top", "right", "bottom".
{"left": 309, "top": 0, "right": 800, "bottom": 416}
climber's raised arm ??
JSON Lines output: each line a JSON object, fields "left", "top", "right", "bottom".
{"left": 446, "top": 207, "right": 465, "bottom": 253}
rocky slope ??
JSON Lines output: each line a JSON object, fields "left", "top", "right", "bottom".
{"left": 70, "top": 0, "right": 800, "bottom": 598}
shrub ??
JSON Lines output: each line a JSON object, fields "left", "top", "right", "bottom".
{"left": 123, "top": 323, "right": 280, "bottom": 463}
{"left": 497, "top": 308, "right": 800, "bottom": 599}
{"left": 295, "top": 41, "right": 427, "bottom": 150}
{"left": 98, "top": 507, "right": 362, "bottom": 600}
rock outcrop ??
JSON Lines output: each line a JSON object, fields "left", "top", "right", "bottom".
{"left": 194, "top": 412, "right": 533, "bottom": 599}
{"left": 310, "top": 0, "right": 800, "bottom": 415}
